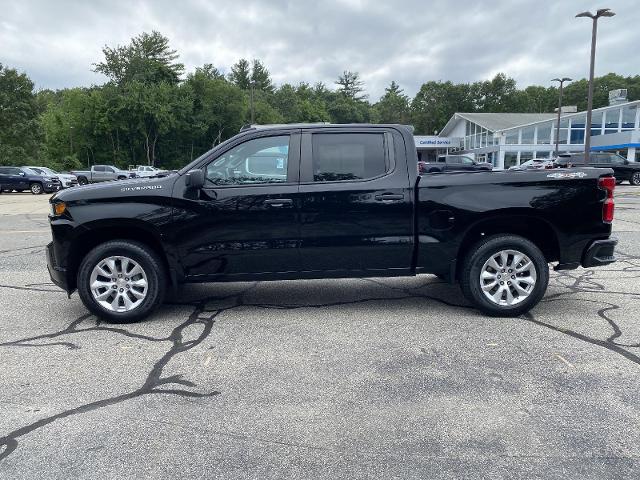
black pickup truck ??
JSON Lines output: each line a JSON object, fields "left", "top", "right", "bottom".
{"left": 47, "top": 124, "right": 617, "bottom": 322}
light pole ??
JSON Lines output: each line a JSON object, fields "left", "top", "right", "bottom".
{"left": 552, "top": 77, "right": 572, "bottom": 156}
{"left": 576, "top": 8, "right": 615, "bottom": 164}
{"left": 250, "top": 80, "right": 255, "bottom": 124}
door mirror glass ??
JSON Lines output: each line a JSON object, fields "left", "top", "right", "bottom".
{"left": 185, "top": 169, "right": 205, "bottom": 189}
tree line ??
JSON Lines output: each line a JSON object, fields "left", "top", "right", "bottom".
{"left": 1, "top": 30, "right": 640, "bottom": 171}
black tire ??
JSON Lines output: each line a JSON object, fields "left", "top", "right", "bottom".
{"left": 630, "top": 172, "right": 640, "bottom": 186}
{"left": 117, "top": 176, "right": 127, "bottom": 180}
{"left": 77, "top": 240, "right": 166, "bottom": 323}
{"left": 78, "top": 176, "right": 88, "bottom": 185}
{"left": 30, "top": 182, "right": 43, "bottom": 195}
{"left": 460, "top": 234, "right": 549, "bottom": 317}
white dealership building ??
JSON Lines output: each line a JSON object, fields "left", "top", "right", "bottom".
{"left": 425, "top": 90, "right": 640, "bottom": 169}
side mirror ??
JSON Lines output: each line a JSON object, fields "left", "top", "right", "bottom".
{"left": 19, "top": 172, "right": 25, "bottom": 176}
{"left": 185, "top": 169, "right": 205, "bottom": 189}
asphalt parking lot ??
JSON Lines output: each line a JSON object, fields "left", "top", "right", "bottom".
{"left": 1, "top": 187, "right": 640, "bottom": 479}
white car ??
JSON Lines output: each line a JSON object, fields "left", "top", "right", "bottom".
{"left": 134, "top": 165, "right": 166, "bottom": 177}
{"left": 25, "top": 166, "right": 78, "bottom": 188}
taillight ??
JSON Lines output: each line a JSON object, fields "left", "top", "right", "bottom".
{"left": 599, "top": 176, "right": 615, "bottom": 223}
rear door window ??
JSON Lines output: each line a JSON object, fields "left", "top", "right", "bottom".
{"left": 311, "top": 133, "right": 387, "bottom": 182}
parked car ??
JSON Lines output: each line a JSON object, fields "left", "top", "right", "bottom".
{"left": 47, "top": 123, "right": 617, "bottom": 323}
{"left": 419, "top": 154, "right": 493, "bottom": 174}
{"left": 0, "top": 166, "right": 62, "bottom": 194}
{"left": 132, "top": 165, "right": 168, "bottom": 178}
{"left": 24, "top": 166, "right": 78, "bottom": 188}
{"left": 70, "top": 165, "right": 136, "bottom": 185}
{"left": 508, "top": 159, "right": 557, "bottom": 171}
{"left": 556, "top": 152, "right": 640, "bottom": 185}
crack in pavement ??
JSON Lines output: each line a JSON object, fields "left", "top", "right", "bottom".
{"left": 1, "top": 259, "right": 639, "bottom": 462}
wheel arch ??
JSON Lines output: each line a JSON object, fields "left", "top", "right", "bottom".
{"left": 65, "top": 221, "right": 174, "bottom": 292}
{"left": 455, "top": 214, "right": 560, "bottom": 281}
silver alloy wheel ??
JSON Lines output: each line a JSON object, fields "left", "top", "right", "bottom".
{"left": 633, "top": 172, "right": 640, "bottom": 185}
{"left": 31, "top": 183, "right": 42, "bottom": 194}
{"left": 89, "top": 256, "right": 148, "bottom": 312}
{"left": 479, "top": 249, "right": 537, "bottom": 306}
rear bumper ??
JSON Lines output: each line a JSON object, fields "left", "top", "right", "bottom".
{"left": 581, "top": 238, "right": 617, "bottom": 268}
{"left": 46, "top": 242, "right": 69, "bottom": 293}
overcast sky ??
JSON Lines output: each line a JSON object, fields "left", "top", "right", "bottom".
{"left": 1, "top": 0, "right": 638, "bottom": 99}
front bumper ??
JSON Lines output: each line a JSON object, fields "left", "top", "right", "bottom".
{"left": 46, "top": 242, "right": 69, "bottom": 292}
{"left": 44, "top": 183, "right": 62, "bottom": 193}
{"left": 581, "top": 238, "right": 617, "bottom": 268}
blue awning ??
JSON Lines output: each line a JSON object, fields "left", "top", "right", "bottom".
{"left": 591, "top": 143, "right": 640, "bottom": 151}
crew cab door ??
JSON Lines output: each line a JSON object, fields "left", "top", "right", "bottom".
{"left": 171, "top": 131, "right": 302, "bottom": 279}
{"left": 298, "top": 128, "right": 414, "bottom": 274}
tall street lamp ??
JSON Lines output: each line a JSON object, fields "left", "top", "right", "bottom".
{"left": 576, "top": 8, "right": 615, "bottom": 164}
{"left": 552, "top": 77, "right": 572, "bottom": 156}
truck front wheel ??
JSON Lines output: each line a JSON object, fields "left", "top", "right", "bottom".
{"left": 460, "top": 235, "right": 549, "bottom": 317}
{"left": 78, "top": 176, "right": 88, "bottom": 185}
{"left": 77, "top": 240, "right": 166, "bottom": 323}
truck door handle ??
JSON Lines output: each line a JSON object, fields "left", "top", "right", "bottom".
{"left": 374, "top": 193, "right": 404, "bottom": 201}
{"left": 264, "top": 198, "right": 293, "bottom": 208}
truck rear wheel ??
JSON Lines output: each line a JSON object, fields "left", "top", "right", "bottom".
{"left": 460, "top": 235, "right": 549, "bottom": 317}
{"left": 77, "top": 240, "right": 166, "bottom": 323}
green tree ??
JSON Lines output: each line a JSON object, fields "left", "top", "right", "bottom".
{"left": 228, "top": 59, "right": 251, "bottom": 90}
{"left": 0, "top": 64, "right": 42, "bottom": 165}
{"left": 251, "top": 59, "right": 274, "bottom": 93}
{"left": 93, "top": 31, "right": 184, "bottom": 85}
{"left": 373, "top": 81, "right": 409, "bottom": 124}
{"left": 335, "top": 70, "right": 366, "bottom": 100}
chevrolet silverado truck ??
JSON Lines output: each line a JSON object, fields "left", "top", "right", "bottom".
{"left": 47, "top": 124, "right": 617, "bottom": 322}
{"left": 70, "top": 165, "right": 136, "bottom": 185}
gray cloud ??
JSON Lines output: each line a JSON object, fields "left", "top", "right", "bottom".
{"left": 1, "top": 0, "right": 638, "bottom": 100}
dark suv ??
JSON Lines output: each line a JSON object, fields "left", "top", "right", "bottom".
{"left": 556, "top": 152, "right": 640, "bottom": 185}
{"left": 0, "top": 166, "right": 62, "bottom": 194}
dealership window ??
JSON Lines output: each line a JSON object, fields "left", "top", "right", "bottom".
{"left": 505, "top": 130, "right": 519, "bottom": 145}
{"left": 556, "top": 128, "right": 568, "bottom": 144}
{"left": 520, "top": 151, "right": 534, "bottom": 164}
{"left": 521, "top": 127, "right": 535, "bottom": 144}
{"left": 621, "top": 105, "right": 637, "bottom": 130}
{"left": 536, "top": 123, "right": 552, "bottom": 144}
{"left": 590, "top": 111, "right": 603, "bottom": 136}
{"left": 604, "top": 108, "right": 620, "bottom": 134}
{"left": 504, "top": 152, "right": 518, "bottom": 169}
{"left": 311, "top": 133, "right": 386, "bottom": 182}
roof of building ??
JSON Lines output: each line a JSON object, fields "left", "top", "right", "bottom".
{"left": 440, "top": 112, "right": 556, "bottom": 136}
{"left": 440, "top": 100, "right": 640, "bottom": 138}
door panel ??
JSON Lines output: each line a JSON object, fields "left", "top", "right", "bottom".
{"left": 171, "top": 132, "right": 302, "bottom": 279}
{"left": 298, "top": 129, "right": 414, "bottom": 274}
